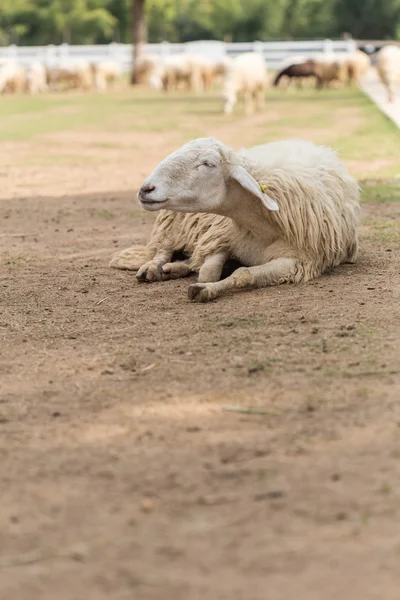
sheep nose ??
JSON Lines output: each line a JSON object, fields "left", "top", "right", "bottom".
{"left": 140, "top": 183, "right": 156, "bottom": 195}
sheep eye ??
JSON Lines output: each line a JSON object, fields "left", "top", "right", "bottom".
{"left": 202, "top": 160, "right": 215, "bottom": 168}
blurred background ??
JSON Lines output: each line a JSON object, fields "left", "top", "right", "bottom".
{"left": 0, "top": 0, "right": 399, "bottom": 46}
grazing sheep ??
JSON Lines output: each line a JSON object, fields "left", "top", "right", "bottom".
{"left": 134, "top": 54, "right": 159, "bottom": 84}
{"left": 190, "top": 56, "right": 220, "bottom": 91}
{"left": 91, "top": 60, "right": 121, "bottom": 91}
{"left": 213, "top": 56, "right": 232, "bottom": 77}
{"left": 192, "top": 56, "right": 232, "bottom": 91}
{"left": 25, "top": 61, "right": 48, "bottom": 94}
{"left": 113, "top": 138, "right": 360, "bottom": 302}
{"left": 313, "top": 54, "right": 347, "bottom": 88}
{"left": 274, "top": 55, "right": 311, "bottom": 89}
{"left": 47, "top": 59, "right": 93, "bottom": 92}
{"left": 139, "top": 53, "right": 231, "bottom": 93}
{"left": 222, "top": 52, "right": 268, "bottom": 115}
{"left": 274, "top": 59, "right": 323, "bottom": 88}
{"left": 0, "top": 61, "right": 25, "bottom": 94}
{"left": 148, "top": 54, "right": 203, "bottom": 93}
{"left": 341, "top": 50, "right": 370, "bottom": 86}
{"left": 375, "top": 44, "right": 400, "bottom": 103}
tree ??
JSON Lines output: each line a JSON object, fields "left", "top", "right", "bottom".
{"left": 131, "top": 0, "right": 146, "bottom": 83}
{"left": 1, "top": 0, "right": 399, "bottom": 47}
{"left": 0, "top": 0, "right": 117, "bottom": 45}
{"left": 333, "top": 0, "right": 400, "bottom": 39}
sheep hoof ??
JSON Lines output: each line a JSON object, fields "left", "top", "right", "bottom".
{"left": 188, "top": 283, "right": 216, "bottom": 303}
{"left": 136, "top": 261, "right": 164, "bottom": 282}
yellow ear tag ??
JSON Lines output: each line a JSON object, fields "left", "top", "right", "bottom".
{"left": 259, "top": 183, "right": 268, "bottom": 193}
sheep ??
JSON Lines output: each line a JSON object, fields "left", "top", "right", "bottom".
{"left": 0, "top": 61, "right": 25, "bottom": 94}
{"left": 274, "top": 55, "right": 311, "bottom": 89}
{"left": 213, "top": 56, "right": 232, "bottom": 78}
{"left": 273, "top": 59, "right": 323, "bottom": 88}
{"left": 133, "top": 54, "right": 159, "bottom": 84}
{"left": 191, "top": 55, "right": 232, "bottom": 91}
{"left": 375, "top": 44, "right": 400, "bottom": 103}
{"left": 341, "top": 50, "right": 370, "bottom": 86}
{"left": 120, "top": 137, "right": 360, "bottom": 303}
{"left": 274, "top": 55, "right": 348, "bottom": 90}
{"left": 189, "top": 56, "right": 220, "bottom": 91}
{"left": 91, "top": 60, "right": 121, "bottom": 91}
{"left": 313, "top": 54, "right": 347, "bottom": 88}
{"left": 25, "top": 61, "right": 48, "bottom": 94}
{"left": 148, "top": 54, "right": 203, "bottom": 93}
{"left": 140, "top": 54, "right": 231, "bottom": 94}
{"left": 222, "top": 52, "right": 268, "bottom": 115}
{"left": 47, "top": 59, "right": 93, "bottom": 92}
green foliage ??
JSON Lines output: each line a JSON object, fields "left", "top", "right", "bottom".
{"left": 0, "top": 0, "right": 117, "bottom": 44}
{"left": 0, "top": 0, "right": 399, "bottom": 45}
{"left": 333, "top": 0, "right": 400, "bottom": 39}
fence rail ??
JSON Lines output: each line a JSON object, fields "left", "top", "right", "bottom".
{"left": 0, "top": 39, "right": 357, "bottom": 71}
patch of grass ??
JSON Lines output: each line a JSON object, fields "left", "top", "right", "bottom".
{"left": 362, "top": 217, "right": 400, "bottom": 245}
{"left": 361, "top": 181, "right": 400, "bottom": 203}
{"left": 379, "top": 482, "right": 392, "bottom": 495}
{"left": 1, "top": 86, "right": 400, "bottom": 180}
{"left": 2, "top": 254, "right": 29, "bottom": 270}
{"left": 89, "top": 209, "right": 114, "bottom": 219}
{"left": 325, "top": 369, "right": 339, "bottom": 377}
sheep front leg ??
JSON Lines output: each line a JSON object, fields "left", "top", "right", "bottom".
{"left": 197, "top": 252, "right": 229, "bottom": 283}
{"left": 188, "top": 258, "right": 299, "bottom": 303}
{"left": 136, "top": 248, "right": 173, "bottom": 282}
{"left": 162, "top": 260, "right": 192, "bottom": 279}
{"left": 161, "top": 251, "right": 229, "bottom": 282}
{"left": 387, "top": 83, "right": 395, "bottom": 103}
{"left": 255, "top": 87, "right": 265, "bottom": 111}
{"left": 243, "top": 89, "right": 254, "bottom": 115}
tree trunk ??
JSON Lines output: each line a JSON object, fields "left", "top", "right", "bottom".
{"left": 131, "top": 0, "right": 146, "bottom": 84}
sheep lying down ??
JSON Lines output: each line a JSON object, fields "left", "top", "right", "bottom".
{"left": 111, "top": 138, "right": 360, "bottom": 302}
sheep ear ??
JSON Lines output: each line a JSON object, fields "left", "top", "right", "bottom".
{"left": 230, "top": 165, "right": 279, "bottom": 211}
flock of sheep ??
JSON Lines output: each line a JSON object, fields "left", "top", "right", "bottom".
{"left": 0, "top": 58, "right": 121, "bottom": 94}
{"left": 134, "top": 45, "right": 400, "bottom": 112}
{"left": 1, "top": 43, "right": 399, "bottom": 109}
{"left": 274, "top": 45, "right": 400, "bottom": 103}
{"left": 107, "top": 45, "right": 398, "bottom": 301}
{"left": 1, "top": 42, "right": 397, "bottom": 301}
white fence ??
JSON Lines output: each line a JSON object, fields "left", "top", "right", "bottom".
{"left": 0, "top": 39, "right": 357, "bottom": 71}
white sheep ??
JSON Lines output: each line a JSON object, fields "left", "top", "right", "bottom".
{"left": 313, "top": 53, "right": 347, "bottom": 88}
{"left": 134, "top": 54, "right": 159, "bottom": 84}
{"left": 341, "top": 50, "right": 370, "bottom": 86}
{"left": 222, "top": 52, "right": 268, "bottom": 115}
{"left": 189, "top": 55, "right": 233, "bottom": 91}
{"left": 0, "top": 61, "right": 25, "bottom": 94}
{"left": 375, "top": 44, "right": 400, "bottom": 103}
{"left": 112, "top": 137, "right": 360, "bottom": 302}
{"left": 91, "top": 60, "right": 121, "bottom": 91}
{"left": 25, "top": 61, "right": 48, "bottom": 94}
{"left": 47, "top": 59, "right": 93, "bottom": 92}
{"left": 148, "top": 54, "right": 204, "bottom": 93}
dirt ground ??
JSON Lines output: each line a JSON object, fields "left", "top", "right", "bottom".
{"left": 1, "top": 118, "right": 400, "bottom": 599}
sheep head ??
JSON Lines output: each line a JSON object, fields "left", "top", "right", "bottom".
{"left": 138, "top": 138, "right": 279, "bottom": 215}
